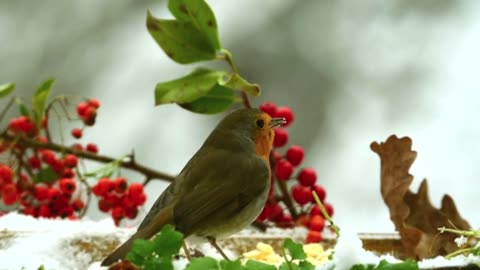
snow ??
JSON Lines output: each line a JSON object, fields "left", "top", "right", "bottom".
{"left": 0, "top": 213, "right": 478, "bottom": 269}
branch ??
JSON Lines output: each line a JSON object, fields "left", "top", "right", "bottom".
{"left": 270, "top": 151, "right": 298, "bottom": 219}
{"left": 1, "top": 133, "right": 176, "bottom": 183}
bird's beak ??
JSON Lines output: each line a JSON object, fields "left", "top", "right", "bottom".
{"left": 270, "top": 117, "right": 287, "bottom": 128}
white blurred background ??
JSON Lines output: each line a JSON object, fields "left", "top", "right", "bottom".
{"left": 1, "top": 0, "right": 480, "bottom": 233}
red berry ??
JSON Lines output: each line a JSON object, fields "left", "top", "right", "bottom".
{"left": 2, "top": 184, "right": 18, "bottom": 205}
{"left": 37, "top": 136, "right": 48, "bottom": 144}
{"left": 132, "top": 192, "right": 147, "bottom": 206}
{"left": 114, "top": 177, "right": 128, "bottom": 194}
{"left": 104, "top": 193, "right": 121, "bottom": 207}
{"left": 306, "top": 230, "right": 322, "bottom": 243}
{"left": 76, "top": 102, "right": 89, "bottom": 117}
{"left": 259, "top": 102, "right": 276, "bottom": 117}
{"left": 40, "top": 150, "right": 56, "bottom": 165}
{"left": 286, "top": 145, "right": 304, "bottom": 166}
{"left": 121, "top": 195, "right": 135, "bottom": 209}
{"left": 59, "top": 178, "right": 76, "bottom": 195}
{"left": 88, "top": 98, "right": 100, "bottom": 109}
{"left": 71, "top": 128, "right": 83, "bottom": 139}
{"left": 93, "top": 178, "right": 113, "bottom": 196}
{"left": 0, "top": 164, "right": 13, "bottom": 182}
{"left": 50, "top": 159, "right": 65, "bottom": 174}
{"left": 38, "top": 204, "right": 51, "bottom": 218}
{"left": 19, "top": 191, "right": 32, "bottom": 207}
{"left": 296, "top": 215, "right": 310, "bottom": 227}
{"left": 34, "top": 185, "right": 49, "bottom": 201}
{"left": 274, "top": 213, "right": 295, "bottom": 228}
{"left": 111, "top": 206, "right": 125, "bottom": 220}
{"left": 309, "top": 215, "right": 326, "bottom": 232}
{"left": 311, "top": 185, "right": 326, "bottom": 202}
{"left": 23, "top": 206, "right": 37, "bottom": 216}
{"left": 272, "top": 151, "right": 282, "bottom": 162}
{"left": 98, "top": 199, "right": 111, "bottom": 212}
{"left": 42, "top": 116, "right": 48, "bottom": 129}
{"left": 47, "top": 188, "right": 61, "bottom": 201}
{"left": 273, "top": 128, "right": 288, "bottom": 148}
{"left": 275, "top": 106, "right": 294, "bottom": 127}
{"left": 262, "top": 203, "right": 283, "bottom": 220}
{"left": 72, "top": 199, "right": 85, "bottom": 211}
{"left": 275, "top": 159, "right": 294, "bottom": 180}
{"left": 125, "top": 207, "right": 138, "bottom": 219}
{"left": 297, "top": 168, "right": 317, "bottom": 187}
{"left": 324, "top": 202, "right": 334, "bottom": 217}
{"left": 71, "top": 143, "right": 84, "bottom": 151}
{"left": 28, "top": 156, "right": 41, "bottom": 169}
{"left": 86, "top": 143, "right": 98, "bottom": 154}
{"left": 64, "top": 154, "right": 78, "bottom": 168}
{"left": 127, "top": 183, "right": 144, "bottom": 197}
{"left": 309, "top": 205, "right": 322, "bottom": 216}
{"left": 62, "top": 168, "right": 75, "bottom": 178}
{"left": 291, "top": 184, "right": 313, "bottom": 205}
{"left": 83, "top": 107, "right": 97, "bottom": 126}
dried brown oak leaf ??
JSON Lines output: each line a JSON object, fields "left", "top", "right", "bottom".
{"left": 371, "top": 135, "right": 470, "bottom": 260}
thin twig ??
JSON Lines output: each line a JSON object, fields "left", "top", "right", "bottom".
{"left": 0, "top": 97, "right": 16, "bottom": 123}
{"left": 270, "top": 151, "right": 298, "bottom": 219}
{"left": 1, "top": 133, "right": 176, "bottom": 182}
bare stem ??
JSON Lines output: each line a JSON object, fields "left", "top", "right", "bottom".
{"left": 1, "top": 133, "right": 176, "bottom": 183}
{"left": 219, "top": 49, "right": 252, "bottom": 109}
{"left": 270, "top": 151, "right": 298, "bottom": 219}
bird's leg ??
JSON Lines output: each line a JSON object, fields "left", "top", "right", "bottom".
{"left": 207, "top": 236, "right": 230, "bottom": 261}
{"left": 182, "top": 241, "right": 192, "bottom": 261}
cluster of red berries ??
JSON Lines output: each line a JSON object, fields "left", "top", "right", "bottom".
{"left": 258, "top": 102, "right": 335, "bottom": 243}
{"left": 92, "top": 178, "right": 147, "bottom": 225}
{"left": 70, "top": 99, "right": 100, "bottom": 154}
{"left": 0, "top": 98, "right": 104, "bottom": 220}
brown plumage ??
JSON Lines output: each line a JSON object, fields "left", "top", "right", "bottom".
{"left": 101, "top": 108, "right": 285, "bottom": 266}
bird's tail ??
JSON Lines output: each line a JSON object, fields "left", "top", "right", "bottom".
{"left": 101, "top": 229, "right": 147, "bottom": 266}
{"left": 101, "top": 205, "right": 175, "bottom": 266}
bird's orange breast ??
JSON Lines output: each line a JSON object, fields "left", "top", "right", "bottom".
{"left": 254, "top": 128, "right": 274, "bottom": 165}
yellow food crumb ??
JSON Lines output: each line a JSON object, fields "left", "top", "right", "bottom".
{"left": 243, "top": 242, "right": 283, "bottom": 265}
{"left": 242, "top": 242, "right": 332, "bottom": 266}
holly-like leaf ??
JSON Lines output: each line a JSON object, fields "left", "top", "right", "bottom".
{"left": 151, "top": 224, "right": 184, "bottom": 258}
{"left": 147, "top": 11, "right": 217, "bottom": 64}
{"left": 143, "top": 257, "right": 174, "bottom": 270}
{"left": 32, "top": 78, "right": 55, "bottom": 126}
{"left": 298, "top": 261, "right": 315, "bottom": 270}
{"left": 155, "top": 68, "right": 226, "bottom": 105}
{"left": 220, "top": 259, "right": 246, "bottom": 270}
{"left": 16, "top": 98, "right": 30, "bottom": 117}
{"left": 220, "top": 73, "right": 261, "bottom": 96}
{"left": 0, "top": 82, "right": 15, "bottom": 98}
{"left": 180, "top": 84, "right": 235, "bottom": 114}
{"left": 244, "top": 260, "right": 277, "bottom": 270}
{"left": 168, "top": 0, "right": 221, "bottom": 50}
{"left": 126, "top": 239, "right": 155, "bottom": 265}
{"left": 279, "top": 262, "right": 299, "bottom": 270}
{"left": 34, "top": 167, "right": 59, "bottom": 184}
{"left": 283, "top": 239, "right": 306, "bottom": 260}
{"left": 185, "top": 257, "right": 219, "bottom": 270}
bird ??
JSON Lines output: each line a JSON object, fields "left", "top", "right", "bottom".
{"left": 101, "top": 108, "right": 286, "bottom": 266}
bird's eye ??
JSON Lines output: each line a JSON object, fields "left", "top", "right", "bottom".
{"left": 256, "top": 119, "right": 264, "bottom": 128}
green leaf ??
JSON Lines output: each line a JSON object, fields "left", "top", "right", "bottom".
{"left": 349, "top": 259, "right": 418, "bottom": 270}
{"left": 151, "top": 224, "right": 184, "bottom": 258}
{"left": 34, "top": 167, "right": 59, "bottom": 184}
{"left": 154, "top": 68, "right": 226, "bottom": 105}
{"left": 180, "top": 84, "right": 235, "bottom": 114}
{"left": 185, "top": 257, "right": 219, "bottom": 270}
{"left": 126, "top": 239, "right": 155, "bottom": 265}
{"left": 147, "top": 11, "right": 217, "bottom": 64}
{"left": 16, "top": 98, "right": 30, "bottom": 117}
{"left": 244, "top": 260, "right": 277, "bottom": 270}
{"left": 220, "top": 259, "right": 246, "bottom": 270}
{"left": 143, "top": 257, "right": 174, "bottom": 270}
{"left": 298, "top": 261, "right": 315, "bottom": 270}
{"left": 220, "top": 73, "right": 261, "bottom": 96}
{"left": 0, "top": 82, "right": 15, "bottom": 98}
{"left": 279, "top": 262, "right": 300, "bottom": 270}
{"left": 283, "top": 239, "right": 306, "bottom": 260}
{"left": 32, "top": 78, "right": 55, "bottom": 126}
{"left": 37, "top": 265, "right": 46, "bottom": 270}
{"left": 168, "top": 0, "right": 221, "bottom": 50}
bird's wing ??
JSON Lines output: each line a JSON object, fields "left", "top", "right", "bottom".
{"left": 172, "top": 148, "right": 270, "bottom": 235}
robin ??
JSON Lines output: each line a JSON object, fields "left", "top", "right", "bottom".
{"left": 101, "top": 108, "right": 286, "bottom": 266}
